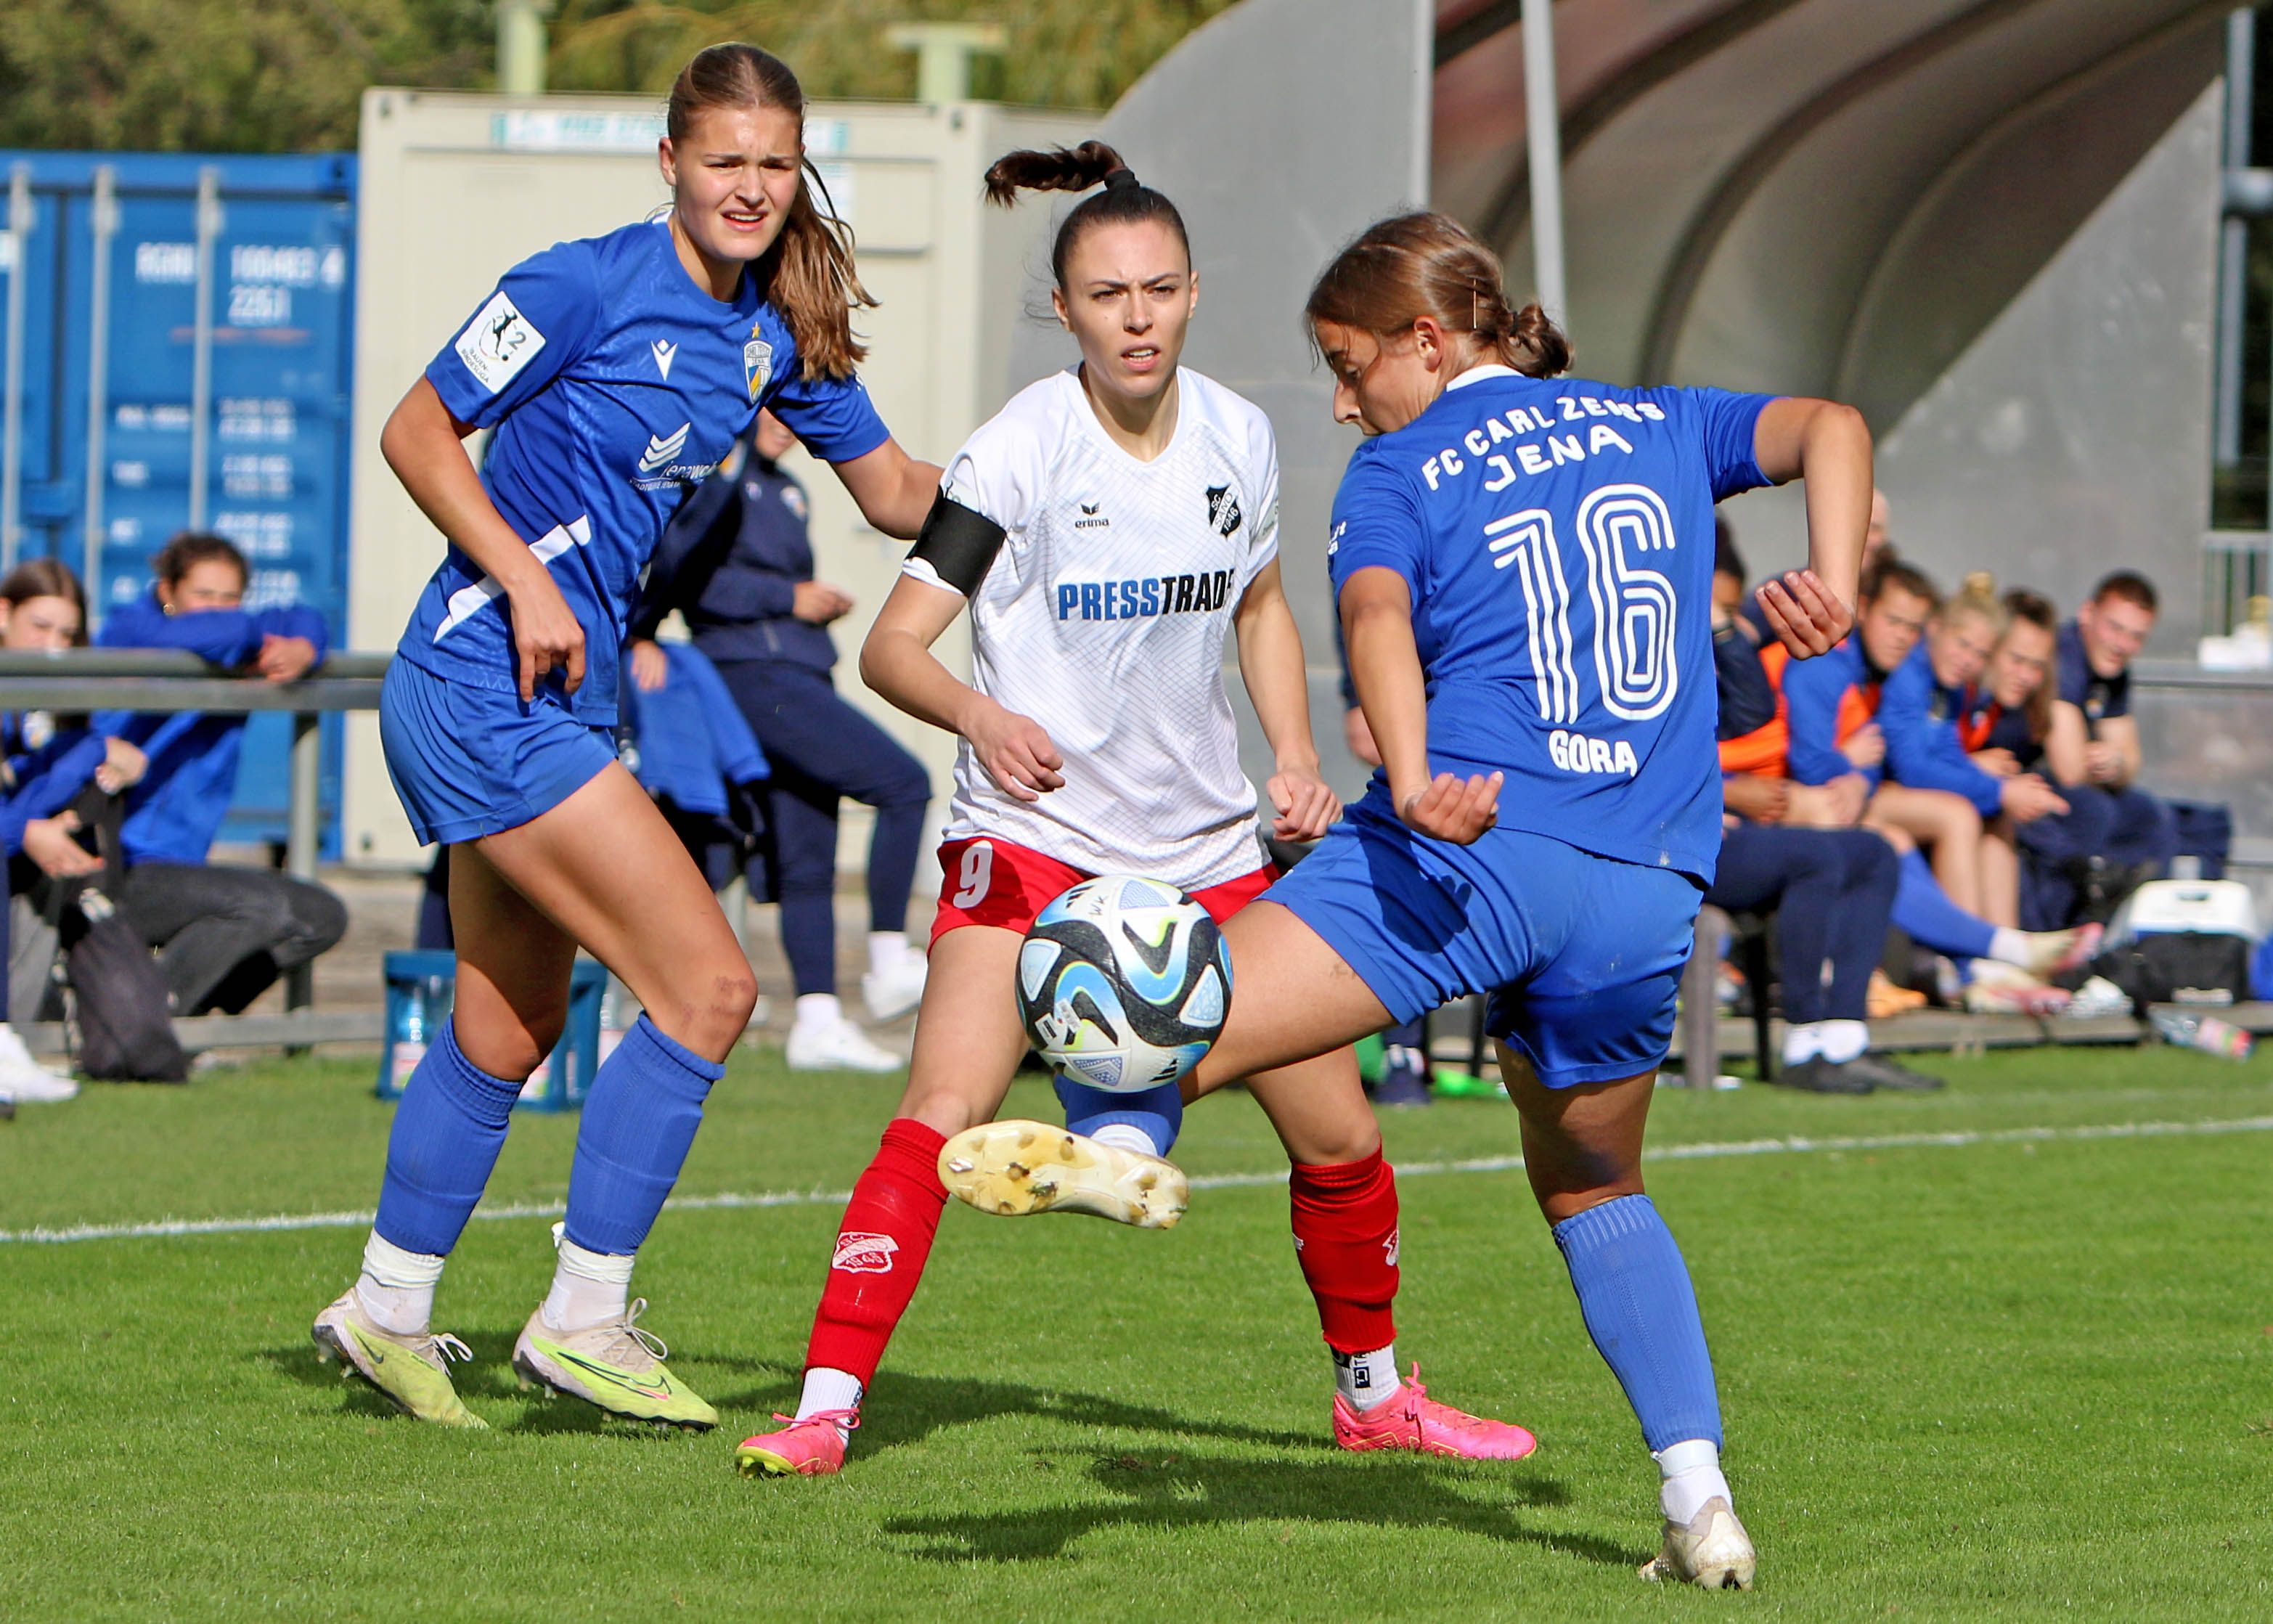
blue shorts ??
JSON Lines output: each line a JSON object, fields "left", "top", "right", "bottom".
{"left": 1265, "top": 789, "right": 1703, "bottom": 1088}
{"left": 380, "top": 658, "right": 619, "bottom": 846}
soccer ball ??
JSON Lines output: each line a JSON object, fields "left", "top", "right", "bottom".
{"left": 1015, "top": 874, "right": 1233, "bottom": 1094}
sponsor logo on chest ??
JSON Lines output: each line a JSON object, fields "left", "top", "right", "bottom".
{"left": 1056, "top": 569, "right": 1234, "bottom": 622}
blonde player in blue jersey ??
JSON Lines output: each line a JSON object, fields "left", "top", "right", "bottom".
{"left": 943, "top": 213, "right": 1867, "bottom": 1586}
{"left": 311, "top": 43, "right": 941, "bottom": 1431}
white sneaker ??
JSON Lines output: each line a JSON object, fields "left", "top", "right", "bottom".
{"left": 785, "top": 1015, "right": 902, "bottom": 1074}
{"left": 1640, "top": 1496, "right": 1756, "bottom": 1589}
{"left": 861, "top": 953, "right": 928, "bottom": 1022}
{"left": 0, "top": 1028, "right": 78, "bottom": 1103}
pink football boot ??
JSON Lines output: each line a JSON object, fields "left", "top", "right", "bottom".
{"left": 735, "top": 1409, "right": 858, "bottom": 1477}
{"left": 1333, "top": 1366, "right": 1538, "bottom": 1459}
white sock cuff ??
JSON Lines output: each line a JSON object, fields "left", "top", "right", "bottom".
{"left": 1652, "top": 1437, "right": 1721, "bottom": 1479}
{"left": 867, "top": 931, "right": 908, "bottom": 972}
{"left": 794, "top": 992, "right": 843, "bottom": 1027}
{"left": 361, "top": 1231, "right": 446, "bottom": 1290}
{"left": 1816, "top": 1019, "right": 1869, "bottom": 1064}
{"left": 1988, "top": 926, "right": 2028, "bottom": 966}
{"left": 799, "top": 1366, "right": 865, "bottom": 1421}
{"left": 1781, "top": 1022, "right": 1825, "bottom": 1065}
{"left": 556, "top": 1236, "right": 637, "bottom": 1286}
{"left": 1091, "top": 1122, "right": 1163, "bottom": 1159}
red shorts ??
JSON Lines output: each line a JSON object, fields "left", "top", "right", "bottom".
{"left": 929, "top": 836, "right": 1276, "bottom": 945}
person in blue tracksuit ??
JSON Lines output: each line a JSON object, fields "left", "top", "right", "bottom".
{"left": 1707, "top": 534, "right": 1934, "bottom": 1094}
{"left": 0, "top": 559, "right": 127, "bottom": 1103}
{"left": 1064, "top": 211, "right": 1872, "bottom": 1585}
{"left": 1876, "top": 574, "right": 2069, "bottom": 931}
{"left": 311, "top": 42, "right": 942, "bottom": 1432}
{"left": 619, "top": 637, "right": 769, "bottom": 882}
{"left": 632, "top": 407, "right": 932, "bottom": 1073}
{"left": 94, "top": 533, "right": 347, "bottom": 1016}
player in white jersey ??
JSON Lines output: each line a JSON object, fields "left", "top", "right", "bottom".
{"left": 736, "top": 143, "right": 1535, "bottom": 1479}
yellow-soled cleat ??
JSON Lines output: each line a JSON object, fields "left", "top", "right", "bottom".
{"left": 311, "top": 1290, "right": 486, "bottom": 1429}
{"left": 937, "top": 1119, "right": 1187, "bottom": 1228}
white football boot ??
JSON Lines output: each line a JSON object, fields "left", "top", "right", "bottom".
{"left": 938, "top": 1119, "right": 1188, "bottom": 1229}
{"left": 1639, "top": 1496, "right": 1757, "bottom": 1590}
{"left": 861, "top": 948, "right": 928, "bottom": 1024}
{"left": 785, "top": 1010, "right": 902, "bottom": 1074}
{"left": 0, "top": 1026, "right": 77, "bottom": 1102}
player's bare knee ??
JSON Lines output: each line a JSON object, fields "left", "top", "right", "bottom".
{"left": 458, "top": 1016, "right": 560, "bottom": 1082}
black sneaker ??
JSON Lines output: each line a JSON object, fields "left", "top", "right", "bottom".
{"left": 1776, "top": 1056, "right": 1874, "bottom": 1095}
{"left": 1841, "top": 1051, "right": 1944, "bottom": 1091}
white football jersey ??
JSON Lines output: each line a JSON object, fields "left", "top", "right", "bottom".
{"left": 913, "top": 367, "right": 1281, "bottom": 889}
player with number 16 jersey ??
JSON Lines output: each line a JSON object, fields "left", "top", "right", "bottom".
{"left": 736, "top": 145, "right": 1535, "bottom": 1482}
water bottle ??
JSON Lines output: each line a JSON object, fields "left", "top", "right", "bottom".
{"left": 391, "top": 982, "right": 428, "bottom": 1093}
{"left": 2147, "top": 1007, "right": 2253, "bottom": 1060}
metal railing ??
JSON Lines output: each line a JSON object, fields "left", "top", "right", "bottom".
{"left": 0, "top": 649, "right": 389, "bottom": 1033}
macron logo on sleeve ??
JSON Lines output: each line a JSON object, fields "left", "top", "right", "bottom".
{"left": 454, "top": 291, "right": 545, "bottom": 395}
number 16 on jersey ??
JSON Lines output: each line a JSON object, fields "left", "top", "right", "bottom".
{"left": 1486, "top": 481, "right": 1681, "bottom": 729}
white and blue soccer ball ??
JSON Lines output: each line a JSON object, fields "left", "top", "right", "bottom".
{"left": 1016, "top": 874, "right": 1233, "bottom": 1095}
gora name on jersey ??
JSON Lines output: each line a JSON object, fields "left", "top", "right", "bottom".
{"left": 921, "top": 368, "right": 1281, "bottom": 890}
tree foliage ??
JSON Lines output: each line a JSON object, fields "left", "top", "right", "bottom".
{"left": 0, "top": 0, "right": 492, "bottom": 152}
{"left": 0, "top": 0, "right": 1240, "bottom": 154}
{"left": 547, "top": 0, "right": 1240, "bottom": 113}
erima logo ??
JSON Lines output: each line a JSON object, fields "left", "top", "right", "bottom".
{"left": 638, "top": 423, "right": 691, "bottom": 473}
{"left": 650, "top": 339, "right": 677, "bottom": 380}
{"left": 1205, "top": 483, "right": 1241, "bottom": 536}
{"left": 1384, "top": 1228, "right": 1400, "bottom": 1268}
{"left": 832, "top": 1232, "right": 899, "bottom": 1274}
{"left": 1074, "top": 501, "right": 1110, "bottom": 530}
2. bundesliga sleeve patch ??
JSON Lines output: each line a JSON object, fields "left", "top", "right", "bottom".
{"left": 454, "top": 290, "right": 547, "bottom": 394}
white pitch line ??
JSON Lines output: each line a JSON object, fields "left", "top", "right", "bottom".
{"left": 7, "top": 1114, "right": 2272, "bottom": 1247}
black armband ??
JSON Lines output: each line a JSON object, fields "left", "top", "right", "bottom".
{"left": 906, "top": 491, "right": 1007, "bottom": 597}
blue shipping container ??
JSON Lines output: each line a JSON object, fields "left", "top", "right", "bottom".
{"left": 0, "top": 150, "right": 355, "bottom": 856}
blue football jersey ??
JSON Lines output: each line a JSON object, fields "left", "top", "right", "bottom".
{"left": 1328, "top": 364, "right": 1776, "bottom": 881}
{"left": 397, "top": 218, "right": 890, "bottom": 725}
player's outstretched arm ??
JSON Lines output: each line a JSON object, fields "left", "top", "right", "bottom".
{"left": 1342, "top": 566, "right": 1500, "bottom": 844}
{"left": 380, "top": 377, "right": 584, "bottom": 700}
{"left": 1749, "top": 396, "right": 1870, "bottom": 661}
{"left": 1233, "top": 558, "right": 1338, "bottom": 840}
{"left": 829, "top": 438, "right": 945, "bottom": 540}
{"left": 859, "top": 572, "right": 1063, "bottom": 801}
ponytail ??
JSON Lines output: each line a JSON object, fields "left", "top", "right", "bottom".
{"left": 983, "top": 140, "right": 1191, "bottom": 289}
{"left": 1305, "top": 211, "right": 1570, "bottom": 379}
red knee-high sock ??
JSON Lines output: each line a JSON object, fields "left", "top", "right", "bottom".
{"left": 803, "top": 1118, "right": 950, "bottom": 1384}
{"left": 1289, "top": 1148, "right": 1400, "bottom": 1355}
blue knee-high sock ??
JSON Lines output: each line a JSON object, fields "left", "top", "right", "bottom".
{"left": 375, "top": 1020, "right": 525, "bottom": 1257}
{"left": 1552, "top": 1193, "right": 1723, "bottom": 1452}
{"left": 1056, "top": 1074, "right": 1183, "bottom": 1157}
{"left": 1890, "top": 849, "right": 1995, "bottom": 960}
{"left": 563, "top": 1014, "right": 724, "bottom": 1256}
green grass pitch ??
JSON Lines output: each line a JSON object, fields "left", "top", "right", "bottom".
{"left": 3, "top": 1042, "right": 2270, "bottom": 1620}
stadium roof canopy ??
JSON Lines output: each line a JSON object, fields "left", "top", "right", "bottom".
{"left": 1433, "top": 0, "right": 2226, "bottom": 427}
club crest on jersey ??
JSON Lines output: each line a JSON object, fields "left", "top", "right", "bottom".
{"left": 831, "top": 1232, "right": 899, "bottom": 1274}
{"left": 744, "top": 334, "right": 775, "bottom": 399}
{"left": 1205, "top": 483, "right": 1242, "bottom": 536}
